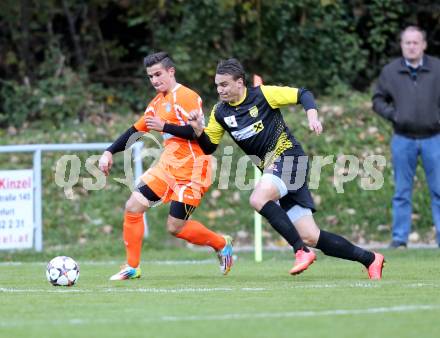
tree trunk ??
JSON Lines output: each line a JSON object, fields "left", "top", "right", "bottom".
{"left": 90, "top": 5, "right": 109, "bottom": 71}
{"left": 62, "top": 0, "right": 84, "bottom": 67}
{"left": 19, "top": 0, "right": 33, "bottom": 81}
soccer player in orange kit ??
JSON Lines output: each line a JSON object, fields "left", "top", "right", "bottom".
{"left": 98, "top": 52, "right": 233, "bottom": 280}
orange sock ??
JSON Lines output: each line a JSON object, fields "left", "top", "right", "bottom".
{"left": 123, "top": 211, "right": 144, "bottom": 268}
{"left": 175, "top": 220, "right": 226, "bottom": 251}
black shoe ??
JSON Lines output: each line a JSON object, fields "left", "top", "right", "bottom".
{"left": 389, "top": 240, "right": 407, "bottom": 249}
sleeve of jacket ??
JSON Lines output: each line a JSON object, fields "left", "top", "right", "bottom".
{"left": 372, "top": 68, "right": 396, "bottom": 122}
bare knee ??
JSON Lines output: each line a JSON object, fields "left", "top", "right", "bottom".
{"left": 294, "top": 216, "right": 320, "bottom": 247}
{"left": 301, "top": 232, "right": 319, "bottom": 247}
{"left": 250, "top": 181, "right": 281, "bottom": 211}
{"left": 167, "top": 223, "right": 183, "bottom": 236}
{"left": 249, "top": 192, "right": 268, "bottom": 211}
{"left": 125, "top": 192, "right": 148, "bottom": 213}
{"left": 167, "top": 216, "right": 185, "bottom": 236}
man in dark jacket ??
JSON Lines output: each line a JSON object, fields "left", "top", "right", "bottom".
{"left": 372, "top": 26, "right": 440, "bottom": 248}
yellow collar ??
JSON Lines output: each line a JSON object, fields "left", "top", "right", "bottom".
{"left": 229, "top": 88, "right": 247, "bottom": 106}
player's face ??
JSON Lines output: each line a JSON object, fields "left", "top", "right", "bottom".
{"left": 146, "top": 63, "right": 175, "bottom": 93}
{"left": 401, "top": 30, "right": 426, "bottom": 63}
{"left": 215, "top": 73, "right": 244, "bottom": 103}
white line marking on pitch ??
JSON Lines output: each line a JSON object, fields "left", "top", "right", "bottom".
{"left": 0, "top": 287, "right": 264, "bottom": 293}
{"left": 160, "top": 305, "right": 440, "bottom": 322}
{"left": 0, "top": 259, "right": 218, "bottom": 266}
{"left": 103, "top": 287, "right": 236, "bottom": 293}
{"left": 0, "top": 305, "right": 439, "bottom": 327}
{"left": 0, "top": 282, "right": 439, "bottom": 294}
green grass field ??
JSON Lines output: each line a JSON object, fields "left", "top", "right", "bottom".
{"left": 1, "top": 249, "right": 439, "bottom": 338}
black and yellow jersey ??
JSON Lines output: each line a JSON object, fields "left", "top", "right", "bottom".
{"left": 204, "top": 85, "right": 303, "bottom": 169}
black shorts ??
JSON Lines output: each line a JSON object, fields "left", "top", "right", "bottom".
{"left": 263, "top": 145, "right": 316, "bottom": 212}
{"left": 137, "top": 184, "right": 196, "bottom": 220}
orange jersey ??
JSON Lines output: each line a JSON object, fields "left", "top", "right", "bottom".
{"left": 134, "top": 84, "right": 211, "bottom": 188}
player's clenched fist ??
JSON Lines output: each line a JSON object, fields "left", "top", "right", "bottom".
{"left": 188, "top": 110, "right": 204, "bottom": 136}
{"left": 145, "top": 115, "right": 165, "bottom": 131}
{"left": 98, "top": 150, "right": 113, "bottom": 176}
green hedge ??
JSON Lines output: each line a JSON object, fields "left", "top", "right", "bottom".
{"left": 1, "top": 0, "right": 438, "bottom": 126}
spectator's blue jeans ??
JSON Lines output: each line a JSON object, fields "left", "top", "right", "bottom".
{"left": 391, "top": 133, "right": 440, "bottom": 245}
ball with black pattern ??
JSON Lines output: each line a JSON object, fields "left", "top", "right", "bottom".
{"left": 46, "top": 256, "right": 80, "bottom": 286}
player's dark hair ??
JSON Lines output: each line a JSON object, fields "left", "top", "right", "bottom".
{"left": 143, "top": 52, "right": 175, "bottom": 69}
{"left": 216, "top": 58, "right": 246, "bottom": 83}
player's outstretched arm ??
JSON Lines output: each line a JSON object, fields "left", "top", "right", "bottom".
{"left": 194, "top": 132, "right": 218, "bottom": 154}
{"left": 98, "top": 126, "right": 139, "bottom": 176}
{"left": 147, "top": 117, "right": 218, "bottom": 155}
{"left": 145, "top": 115, "right": 197, "bottom": 140}
{"left": 298, "top": 88, "right": 322, "bottom": 135}
{"left": 259, "top": 85, "right": 322, "bottom": 135}
{"left": 148, "top": 110, "right": 219, "bottom": 155}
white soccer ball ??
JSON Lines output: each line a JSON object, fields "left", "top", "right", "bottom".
{"left": 46, "top": 256, "right": 80, "bottom": 286}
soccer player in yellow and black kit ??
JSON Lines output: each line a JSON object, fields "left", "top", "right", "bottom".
{"left": 148, "top": 58, "right": 385, "bottom": 279}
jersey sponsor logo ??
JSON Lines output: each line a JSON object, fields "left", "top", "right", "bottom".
{"left": 249, "top": 105, "right": 259, "bottom": 117}
{"left": 224, "top": 115, "right": 238, "bottom": 128}
{"left": 253, "top": 121, "right": 264, "bottom": 132}
{"left": 231, "top": 120, "right": 265, "bottom": 141}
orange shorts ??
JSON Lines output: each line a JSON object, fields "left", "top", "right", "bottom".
{"left": 140, "top": 166, "right": 209, "bottom": 207}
